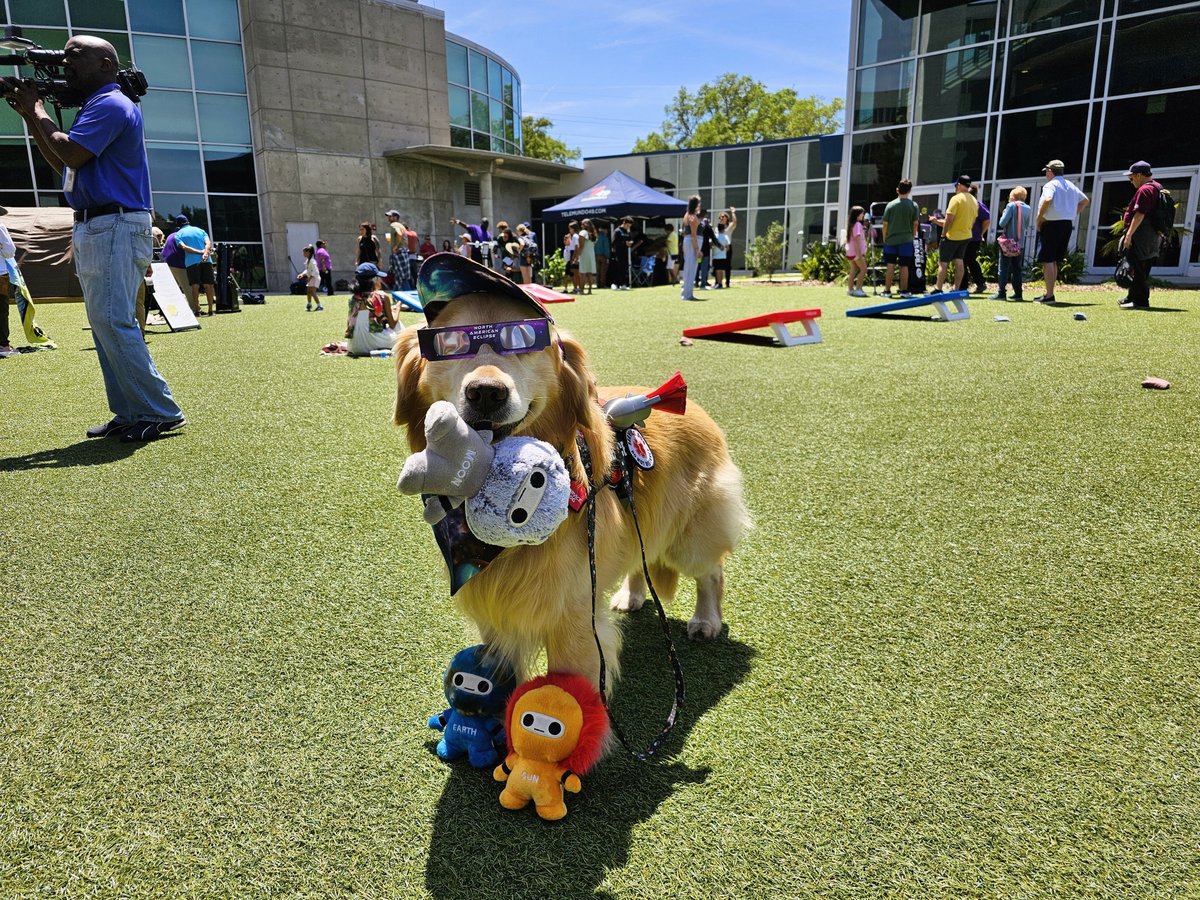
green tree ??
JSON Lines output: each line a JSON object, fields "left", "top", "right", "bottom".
{"left": 632, "top": 74, "right": 843, "bottom": 151}
{"left": 521, "top": 116, "right": 581, "bottom": 164}
{"left": 747, "top": 221, "right": 786, "bottom": 281}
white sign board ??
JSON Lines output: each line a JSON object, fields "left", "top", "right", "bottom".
{"left": 150, "top": 262, "right": 200, "bottom": 332}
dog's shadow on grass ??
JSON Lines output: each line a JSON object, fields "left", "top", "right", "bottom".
{"left": 424, "top": 606, "right": 754, "bottom": 900}
{"left": 0, "top": 439, "right": 140, "bottom": 470}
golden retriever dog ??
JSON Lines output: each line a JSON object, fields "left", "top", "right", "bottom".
{"left": 393, "top": 259, "right": 748, "bottom": 690}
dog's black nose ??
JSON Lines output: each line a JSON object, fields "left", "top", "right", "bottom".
{"left": 465, "top": 379, "right": 510, "bottom": 416}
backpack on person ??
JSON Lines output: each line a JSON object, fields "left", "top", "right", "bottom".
{"left": 1150, "top": 183, "right": 1178, "bottom": 240}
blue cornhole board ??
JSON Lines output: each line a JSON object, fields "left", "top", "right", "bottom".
{"left": 846, "top": 289, "right": 971, "bottom": 321}
{"left": 391, "top": 290, "right": 423, "bottom": 313}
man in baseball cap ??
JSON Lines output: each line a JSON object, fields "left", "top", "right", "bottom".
{"left": 1034, "top": 159, "right": 1089, "bottom": 303}
{"left": 1118, "top": 161, "right": 1162, "bottom": 309}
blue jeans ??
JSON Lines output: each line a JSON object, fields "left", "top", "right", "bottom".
{"left": 74, "top": 211, "right": 183, "bottom": 423}
{"left": 681, "top": 242, "right": 699, "bottom": 299}
{"left": 698, "top": 254, "right": 711, "bottom": 287}
{"left": 997, "top": 252, "right": 1024, "bottom": 298}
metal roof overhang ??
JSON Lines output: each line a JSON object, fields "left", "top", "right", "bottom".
{"left": 383, "top": 145, "right": 579, "bottom": 184}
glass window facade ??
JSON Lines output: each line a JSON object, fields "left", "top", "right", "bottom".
{"left": 445, "top": 39, "right": 522, "bottom": 156}
{"left": 1, "top": 0, "right": 263, "bottom": 286}
{"left": 608, "top": 138, "right": 841, "bottom": 270}
{"left": 916, "top": 46, "right": 993, "bottom": 120}
{"left": 855, "top": 61, "right": 913, "bottom": 128}
{"left": 848, "top": 0, "right": 1200, "bottom": 274}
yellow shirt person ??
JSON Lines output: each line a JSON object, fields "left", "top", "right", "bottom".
{"left": 945, "top": 191, "right": 979, "bottom": 241}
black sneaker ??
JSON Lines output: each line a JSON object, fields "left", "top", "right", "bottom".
{"left": 1033, "top": 295, "right": 1055, "bottom": 304}
{"left": 120, "top": 418, "right": 187, "bottom": 442}
{"left": 1119, "top": 301, "right": 1149, "bottom": 310}
{"left": 929, "top": 288, "right": 943, "bottom": 295}
{"left": 86, "top": 418, "right": 132, "bottom": 439}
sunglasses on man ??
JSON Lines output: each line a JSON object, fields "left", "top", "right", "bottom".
{"left": 417, "top": 318, "right": 553, "bottom": 362}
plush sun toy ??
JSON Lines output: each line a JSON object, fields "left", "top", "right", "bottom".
{"left": 493, "top": 673, "right": 609, "bottom": 821}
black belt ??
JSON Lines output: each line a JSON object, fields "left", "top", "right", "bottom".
{"left": 74, "top": 203, "right": 148, "bottom": 223}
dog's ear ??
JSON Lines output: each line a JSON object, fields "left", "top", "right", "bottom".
{"left": 392, "top": 325, "right": 429, "bottom": 451}
{"left": 549, "top": 331, "right": 610, "bottom": 481}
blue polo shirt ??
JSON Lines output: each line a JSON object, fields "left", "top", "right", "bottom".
{"left": 173, "top": 224, "right": 210, "bottom": 268}
{"left": 65, "top": 83, "right": 152, "bottom": 212}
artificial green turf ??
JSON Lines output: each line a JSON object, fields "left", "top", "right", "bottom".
{"left": 1, "top": 283, "right": 1198, "bottom": 899}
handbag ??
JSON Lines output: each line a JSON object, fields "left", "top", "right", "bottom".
{"left": 1114, "top": 251, "right": 1135, "bottom": 289}
{"left": 998, "top": 203, "right": 1022, "bottom": 258}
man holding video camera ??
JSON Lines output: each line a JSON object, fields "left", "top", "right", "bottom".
{"left": 2, "top": 36, "right": 184, "bottom": 442}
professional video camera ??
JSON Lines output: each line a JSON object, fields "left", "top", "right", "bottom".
{"left": 0, "top": 25, "right": 147, "bottom": 127}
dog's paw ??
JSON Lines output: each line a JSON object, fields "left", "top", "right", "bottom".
{"left": 686, "top": 616, "right": 723, "bottom": 640}
{"left": 610, "top": 585, "right": 646, "bottom": 613}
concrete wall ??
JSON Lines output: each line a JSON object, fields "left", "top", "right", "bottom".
{"left": 240, "top": 0, "right": 452, "bottom": 289}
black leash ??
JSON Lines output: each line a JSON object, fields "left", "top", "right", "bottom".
{"left": 576, "top": 431, "right": 684, "bottom": 760}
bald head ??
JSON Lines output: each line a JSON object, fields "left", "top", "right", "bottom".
{"left": 63, "top": 36, "right": 120, "bottom": 95}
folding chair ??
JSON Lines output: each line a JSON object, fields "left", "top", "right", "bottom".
{"left": 631, "top": 255, "right": 656, "bottom": 288}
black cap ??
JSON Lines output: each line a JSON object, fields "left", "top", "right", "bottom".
{"left": 1123, "top": 160, "right": 1153, "bottom": 176}
{"left": 955, "top": 174, "right": 972, "bottom": 187}
{"left": 417, "top": 252, "right": 552, "bottom": 325}
{"left": 174, "top": 214, "right": 189, "bottom": 225}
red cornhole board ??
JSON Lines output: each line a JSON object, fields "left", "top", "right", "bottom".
{"left": 523, "top": 283, "right": 575, "bottom": 304}
{"left": 683, "top": 309, "right": 822, "bottom": 346}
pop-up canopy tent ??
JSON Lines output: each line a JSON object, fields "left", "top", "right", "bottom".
{"left": 2, "top": 206, "right": 81, "bottom": 299}
{"left": 541, "top": 170, "right": 688, "bottom": 222}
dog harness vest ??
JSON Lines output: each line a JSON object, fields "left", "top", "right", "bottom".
{"left": 567, "top": 424, "right": 654, "bottom": 511}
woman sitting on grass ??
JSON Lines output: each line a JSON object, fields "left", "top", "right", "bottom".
{"left": 344, "top": 263, "right": 397, "bottom": 357}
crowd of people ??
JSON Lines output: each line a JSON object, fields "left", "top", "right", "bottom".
{"left": 850, "top": 158, "right": 1170, "bottom": 309}
{"left": 0, "top": 29, "right": 1177, "bottom": 444}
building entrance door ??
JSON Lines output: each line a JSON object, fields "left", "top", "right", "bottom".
{"left": 825, "top": 205, "right": 839, "bottom": 245}
{"left": 286, "top": 222, "right": 320, "bottom": 280}
{"left": 910, "top": 187, "right": 952, "bottom": 225}
{"left": 1089, "top": 171, "right": 1195, "bottom": 277}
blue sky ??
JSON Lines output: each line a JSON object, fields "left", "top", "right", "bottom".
{"left": 422, "top": 0, "right": 853, "bottom": 159}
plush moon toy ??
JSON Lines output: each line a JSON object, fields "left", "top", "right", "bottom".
{"left": 398, "top": 400, "right": 570, "bottom": 547}
{"left": 464, "top": 437, "right": 570, "bottom": 547}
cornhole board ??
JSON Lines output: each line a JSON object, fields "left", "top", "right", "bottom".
{"left": 149, "top": 262, "right": 200, "bottom": 332}
{"left": 846, "top": 289, "right": 971, "bottom": 321}
{"left": 391, "top": 290, "right": 423, "bottom": 313}
{"left": 683, "top": 309, "right": 822, "bottom": 347}
{"left": 523, "top": 283, "right": 575, "bottom": 304}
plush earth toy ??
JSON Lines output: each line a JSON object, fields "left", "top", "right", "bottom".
{"left": 429, "top": 644, "right": 518, "bottom": 768}
{"left": 397, "top": 400, "right": 570, "bottom": 547}
{"left": 493, "top": 673, "right": 609, "bottom": 820}
{"left": 464, "top": 438, "right": 570, "bottom": 547}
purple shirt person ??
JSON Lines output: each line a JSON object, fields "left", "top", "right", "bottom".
{"left": 450, "top": 216, "right": 490, "bottom": 263}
